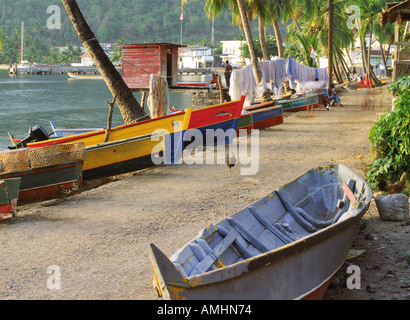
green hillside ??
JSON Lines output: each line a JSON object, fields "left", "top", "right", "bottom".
{"left": 0, "top": 0, "right": 286, "bottom": 63}
{"left": 0, "top": 0, "right": 271, "bottom": 45}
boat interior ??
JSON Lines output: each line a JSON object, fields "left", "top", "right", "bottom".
{"left": 169, "top": 165, "right": 369, "bottom": 279}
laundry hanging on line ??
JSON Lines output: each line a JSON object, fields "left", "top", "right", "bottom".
{"left": 229, "top": 58, "right": 287, "bottom": 107}
{"left": 286, "top": 57, "right": 328, "bottom": 89}
{"left": 229, "top": 57, "right": 328, "bottom": 107}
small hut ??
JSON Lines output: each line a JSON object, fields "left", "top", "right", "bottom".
{"left": 380, "top": 0, "right": 410, "bottom": 82}
{"left": 121, "top": 43, "right": 186, "bottom": 91}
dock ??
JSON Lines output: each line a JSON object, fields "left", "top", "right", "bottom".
{"left": 8, "top": 65, "right": 121, "bottom": 75}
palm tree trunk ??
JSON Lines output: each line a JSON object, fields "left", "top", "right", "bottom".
{"left": 333, "top": 57, "right": 342, "bottom": 84}
{"left": 258, "top": 16, "right": 269, "bottom": 61}
{"left": 379, "top": 40, "right": 387, "bottom": 70}
{"left": 62, "top": 0, "right": 145, "bottom": 124}
{"left": 328, "top": 0, "right": 334, "bottom": 86}
{"left": 367, "top": 21, "right": 373, "bottom": 83}
{"left": 272, "top": 18, "right": 283, "bottom": 59}
{"left": 360, "top": 36, "right": 368, "bottom": 75}
{"left": 237, "top": 0, "right": 262, "bottom": 83}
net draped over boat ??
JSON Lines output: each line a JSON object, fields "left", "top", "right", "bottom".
{"left": 0, "top": 142, "right": 86, "bottom": 174}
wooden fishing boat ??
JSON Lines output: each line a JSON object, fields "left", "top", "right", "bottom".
{"left": 150, "top": 163, "right": 372, "bottom": 300}
{"left": 275, "top": 94, "right": 320, "bottom": 112}
{"left": 246, "top": 105, "right": 283, "bottom": 130}
{"left": 0, "top": 143, "right": 85, "bottom": 205}
{"left": 0, "top": 178, "right": 21, "bottom": 220}
{"left": 67, "top": 72, "right": 103, "bottom": 79}
{"left": 50, "top": 96, "right": 245, "bottom": 146}
{"left": 177, "top": 82, "right": 207, "bottom": 87}
{"left": 19, "top": 111, "right": 190, "bottom": 180}
{"left": 14, "top": 97, "right": 244, "bottom": 180}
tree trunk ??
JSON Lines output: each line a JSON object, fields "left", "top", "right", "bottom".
{"left": 367, "top": 21, "right": 373, "bottom": 83}
{"left": 328, "top": 0, "right": 334, "bottom": 86}
{"left": 272, "top": 18, "right": 283, "bottom": 59}
{"left": 379, "top": 39, "right": 387, "bottom": 71}
{"left": 61, "top": 0, "right": 145, "bottom": 124}
{"left": 236, "top": 0, "right": 262, "bottom": 83}
{"left": 360, "top": 36, "right": 368, "bottom": 75}
{"left": 333, "top": 57, "right": 343, "bottom": 84}
{"left": 258, "top": 16, "right": 269, "bottom": 61}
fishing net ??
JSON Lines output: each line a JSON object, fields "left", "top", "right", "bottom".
{"left": 0, "top": 142, "right": 87, "bottom": 174}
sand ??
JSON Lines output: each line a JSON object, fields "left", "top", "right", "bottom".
{"left": 0, "top": 85, "right": 409, "bottom": 300}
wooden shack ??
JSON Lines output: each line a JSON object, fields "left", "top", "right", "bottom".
{"left": 122, "top": 43, "right": 186, "bottom": 91}
{"left": 380, "top": 0, "right": 410, "bottom": 82}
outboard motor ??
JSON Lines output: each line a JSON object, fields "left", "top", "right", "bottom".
{"left": 11, "top": 125, "right": 50, "bottom": 149}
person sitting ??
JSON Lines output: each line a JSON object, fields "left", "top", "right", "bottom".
{"left": 314, "top": 78, "right": 329, "bottom": 110}
{"left": 328, "top": 84, "right": 343, "bottom": 107}
{"left": 209, "top": 74, "right": 220, "bottom": 90}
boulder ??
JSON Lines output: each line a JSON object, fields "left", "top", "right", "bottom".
{"left": 374, "top": 194, "right": 409, "bottom": 221}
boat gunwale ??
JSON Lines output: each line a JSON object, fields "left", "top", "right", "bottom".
{"left": 27, "top": 110, "right": 188, "bottom": 148}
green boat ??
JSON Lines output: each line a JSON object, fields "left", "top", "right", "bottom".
{"left": 0, "top": 178, "right": 21, "bottom": 220}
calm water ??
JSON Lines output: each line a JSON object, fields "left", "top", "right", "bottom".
{"left": 0, "top": 70, "right": 211, "bottom": 150}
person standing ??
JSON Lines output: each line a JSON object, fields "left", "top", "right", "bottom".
{"left": 224, "top": 60, "right": 233, "bottom": 88}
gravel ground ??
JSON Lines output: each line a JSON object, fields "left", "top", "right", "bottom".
{"left": 0, "top": 85, "right": 408, "bottom": 300}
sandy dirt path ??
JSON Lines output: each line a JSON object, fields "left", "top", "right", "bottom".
{"left": 1, "top": 86, "right": 408, "bottom": 300}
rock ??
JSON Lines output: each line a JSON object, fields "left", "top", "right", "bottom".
{"left": 374, "top": 194, "right": 409, "bottom": 221}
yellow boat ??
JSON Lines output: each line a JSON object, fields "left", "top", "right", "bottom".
{"left": 24, "top": 96, "right": 245, "bottom": 180}
{"left": 27, "top": 110, "right": 192, "bottom": 180}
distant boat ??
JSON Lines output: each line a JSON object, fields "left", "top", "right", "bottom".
{"left": 149, "top": 163, "right": 372, "bottom": 300}
{"left": 246, "top": 94, "right": 320, "bottom": 113}
{"left": 67, "top": 72, "right": 103, "bottom": 79}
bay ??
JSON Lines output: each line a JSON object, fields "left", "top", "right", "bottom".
{"left": 0, "top": 69, "right": 212, "bottom": 151}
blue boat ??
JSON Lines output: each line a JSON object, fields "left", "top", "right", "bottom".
{"left": 150, "top": 163, "right": 372, "bottom": 300}
{"left": 50, "top": 121, "right": 106, "bottom": 137}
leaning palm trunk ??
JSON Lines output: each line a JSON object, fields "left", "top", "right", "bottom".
{"left": 237, "top": 0, "right": 262, "bottom": 83}
{"left": 272, "top": 18, "right": 283, "bottom": 59}
{"left": 258, "top": 16, "right": 269, "bottom": 61}
{"left": 62, "top": 0, "right": 145, "bottom": 124}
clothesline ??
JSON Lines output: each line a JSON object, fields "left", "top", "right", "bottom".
{"left": 286, "top": 57, "right": 328, "bottom": 89}
{"left": 228, "top": 57, "right": 328, "bottom": 106}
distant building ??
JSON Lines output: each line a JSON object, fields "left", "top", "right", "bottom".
{"left": 122, "top": 43, "right": 185, "bottom": 90}
{"left": 220, "top": 40, "right": 248, "bottom": 65}
{"left": 179, "top": 45, "right": 214, "bottom": 69}
{"left": 77, "top": 52, "right": 94, "bottom": 67}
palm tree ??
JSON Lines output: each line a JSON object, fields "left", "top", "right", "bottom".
{"left": 355, "top": 0, "right": 386, "bottom": 86}
{"left": 62, "top": 0, "right": 145, "bottom": 124}
{"left": 284, "top": 0, "right": 355, "bottom": 83}
{"left": 203, "top": 0, "right": 262, "bottom": 83}
{"left": 110, "top": 37, "right": 128, "bottom": 65}
{"left": 59, "top": 42, "right": 82, "bottom": 64}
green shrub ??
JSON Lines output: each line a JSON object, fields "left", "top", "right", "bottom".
{"left": 367, "top": 75, "right": 410, "bottom": 188}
